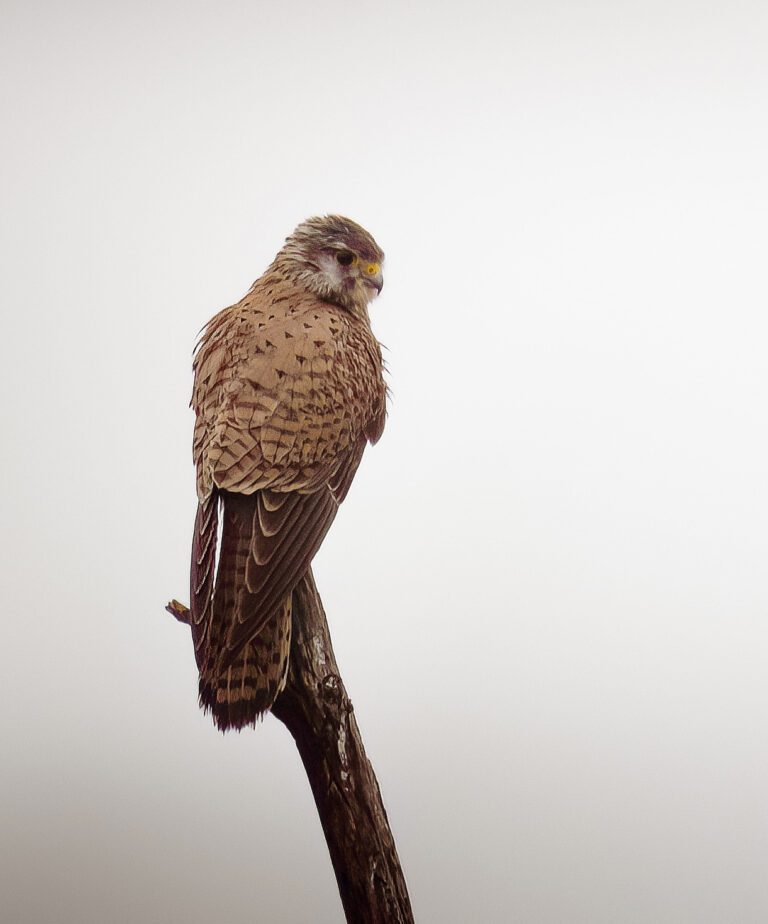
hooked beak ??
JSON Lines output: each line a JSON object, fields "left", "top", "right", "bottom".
{"left": 362, "top": 262, "right": 384, "bottom": 295}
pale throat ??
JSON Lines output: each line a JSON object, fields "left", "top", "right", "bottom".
{"left": 311, "top": 254, "right": 376, "bottom": 315}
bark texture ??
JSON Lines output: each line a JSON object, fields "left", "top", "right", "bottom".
{"left": 273, "top": 570, "right": 414, "bottom": 924}
{"left": 165, "top": 568, "right": 414, "bottom": 924}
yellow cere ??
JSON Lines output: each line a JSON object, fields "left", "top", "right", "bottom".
{"left": 366, "top": 263, "right": 380, "bottom": 275}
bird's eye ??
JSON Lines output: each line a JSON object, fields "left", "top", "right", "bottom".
{"left": 336, "top": 251, "right": 354, "bottom": 266}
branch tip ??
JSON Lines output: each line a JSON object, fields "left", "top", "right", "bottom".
{"left": 166, "top": 599, "right": 191, "bottom": 624}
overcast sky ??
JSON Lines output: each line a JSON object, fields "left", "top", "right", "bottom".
{"left": 2, "top": 1, "right": 767, "bottom": 922}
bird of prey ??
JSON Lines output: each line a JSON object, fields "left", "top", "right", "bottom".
{"left": 189, "top": 215, "right": 387, "bottom": 731}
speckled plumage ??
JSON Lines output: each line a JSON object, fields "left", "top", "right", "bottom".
{"left": 189, "top": 216, "right": 387, "bottom": 730}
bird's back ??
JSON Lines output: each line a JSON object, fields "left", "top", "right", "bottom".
{"left": 189, "top": 241, "right": 386, "bottom": 730}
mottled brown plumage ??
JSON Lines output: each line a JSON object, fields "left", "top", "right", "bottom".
{"left": 190, "top": 216, "right": 387, "bottom": 730}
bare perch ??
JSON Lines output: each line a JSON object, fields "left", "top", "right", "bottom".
{"left": 165, "top": 569, "right": 414, "bottom": 924}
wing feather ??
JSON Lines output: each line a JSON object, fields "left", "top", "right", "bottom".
{"left": 192, "top": 277, "right": 385, "bottom": 673}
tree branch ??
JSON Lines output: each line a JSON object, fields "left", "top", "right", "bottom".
{"left": 165, "top": 569, "right": 414, "bottom": 924}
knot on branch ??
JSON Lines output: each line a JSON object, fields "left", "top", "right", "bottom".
{"left": 320, "top": 672, "right": 355, "bottom": 719}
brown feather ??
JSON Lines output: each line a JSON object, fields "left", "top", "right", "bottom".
{"left": 190, "top": 493, "right": 218, "bottom": 660}
{"left": 188, "top": 215, "right": 387, "bottom": 729}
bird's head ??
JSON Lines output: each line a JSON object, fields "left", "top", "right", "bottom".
{"left": 274, "top": 215, "right": 384, "bottom": 315}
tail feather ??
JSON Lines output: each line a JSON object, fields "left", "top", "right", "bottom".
{"left": 192, "top": 492, "right": 292, "bottom": 731}
{"left": 206, "top": 596, "right": 292, "bottom": 730}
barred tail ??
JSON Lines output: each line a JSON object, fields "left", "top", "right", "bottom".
{"left": 192, "top": 491, "right": 293, "bottom": 732}
{"left": 200, "top": 595, "right": 292, "bottom": 731}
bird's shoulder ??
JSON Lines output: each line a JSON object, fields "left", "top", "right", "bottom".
{"left": 195, "top": 278, "right": 363, "bottom": 384}
{"left": 192, "top": 274, "right": 385, "bottom": 497}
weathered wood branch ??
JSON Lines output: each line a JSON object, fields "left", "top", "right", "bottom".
{"left": 165, "top": 569, "right": 414, "bottom": 924}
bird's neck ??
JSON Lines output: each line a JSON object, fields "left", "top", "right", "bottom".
{"left": 264, "top": 259, "right": 373, "bottom": 324}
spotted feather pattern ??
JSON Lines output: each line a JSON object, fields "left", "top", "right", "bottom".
{"left": 189, "top": 217, "right": 386, "bottom": 730}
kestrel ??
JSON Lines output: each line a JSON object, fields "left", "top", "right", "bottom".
{"left": 189, "top": 216, "right": 387, "bottom": 731}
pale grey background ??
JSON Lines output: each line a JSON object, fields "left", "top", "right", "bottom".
{"left": 2, "top": 1, "right": 767, "bottom": 922}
